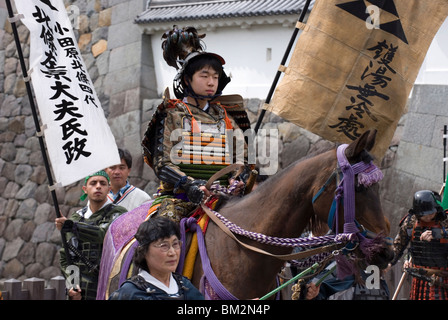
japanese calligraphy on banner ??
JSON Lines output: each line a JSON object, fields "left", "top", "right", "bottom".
{"left": 268, "top": 0, "right": 448, "bottom": 160}
{"left": 15, "top": 0, "right": 120, "bottom": 186}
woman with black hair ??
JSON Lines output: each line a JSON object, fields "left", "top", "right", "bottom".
{"left": 108, "top": 216, "right": 204, "bottom": 300}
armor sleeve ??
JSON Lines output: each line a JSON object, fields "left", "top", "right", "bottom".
{"left": 390, "top": 214, "right": 414, "bottom": 265}
{"left": 143, "top": 99, "right": 191, "bottom": 184}
{"left": 154, "top": 109, "right": 191, "bottom": 185}
{"left": 62, "top": 205, "right": 127, "bottom": 243}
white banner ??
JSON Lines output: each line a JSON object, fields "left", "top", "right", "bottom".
{"left": 15, "top": 0, "right": 120, "bottom": 186}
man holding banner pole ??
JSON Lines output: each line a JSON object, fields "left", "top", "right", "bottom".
{"left": 55, "top": 171, "right": 127, "bottom": 300}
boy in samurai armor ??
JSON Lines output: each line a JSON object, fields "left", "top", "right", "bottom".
{"left": 141, "top": 26, "right": 252, "bottom": 220}
{"left": 390, "top": 190, "right": 448, "bottom": 300}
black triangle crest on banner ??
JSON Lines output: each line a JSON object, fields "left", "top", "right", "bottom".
{"left": 336, "top": 0, "right": 408, "bottom": 44}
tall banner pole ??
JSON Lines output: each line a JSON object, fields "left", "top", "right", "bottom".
{"left": 444, "top": 125, "right": 447, "bottom": 184}
{"left": 442, "top": 125, "right": 448, "bottom": 207}
{"left": 5, "top": 0, "right": 75, "bottom": 269}
{"left": 254, "top": 0, "right": 312, "bottom": 133}
{"left": 5, "top": 0, "right": 62, "bottom": 219}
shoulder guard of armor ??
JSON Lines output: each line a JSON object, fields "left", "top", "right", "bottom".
{"left": 216, "top": 94, "right": 251, "bottom": 132}
{"left": 399, "top": 213, "right": 410, "bottom": 227}
{"left": 141, "top": 88, "right": 174, "bottom": 170}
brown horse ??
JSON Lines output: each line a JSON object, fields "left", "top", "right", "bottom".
{"left": 97, "top": 129, "right": 393, "bottom": 300}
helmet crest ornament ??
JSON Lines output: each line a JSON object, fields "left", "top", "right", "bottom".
{"left": 161, "top": 25, "right": 230, "bottom": 99}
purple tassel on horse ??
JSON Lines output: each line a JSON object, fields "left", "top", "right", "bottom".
{"left": 335, "top": 254, "right": 358, "bottom": 280}
{"left": 358, "top": 233, "right": 385, "bottom": 263}
{"left": 357, "top": 163, "right": 383, "bottom": 187}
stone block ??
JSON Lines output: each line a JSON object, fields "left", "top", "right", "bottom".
{"left": 3, "top": 182, "right": 19, "bottom": 199}
{"left": 2, "top": 161, "right": 16, "bottom": 181}
{"left": 99, "top": 7, "right": 112, "bottom": 27}
{"left": 3, "top": 238, "right": 24, "bottom": 262}
{"left": 2, "top": 258, "right": 24, "bottom": 279}
{"left": 14, "top": 164, "right": 33, "bottom": 186}
{"left": 16, "top": 181, "right": 37, "bottom": 200}
{"left": 36, "top": 243, "right": 56, "bottom": 267}
{"left": 431, "top": 115, "right": 448, "bottom": 149}
{"left": 142, "top": 98, "right": 161, "bottom": 123}
{"left": 104, "top": 65, "right": 141, "bottom": 95}
{"left": 111, "top": 2, "right": 130, "bottom": 25}
{"left": 4, "top": 57, "right": 17, "bottom": 75}
{"left": 109, "top": 0, "right": 132, "bottom": 6}
{"left": 92, "top": 26, "right": 108, "bottom": 43}
{"left": 34, "top": 184, "right": 50, "bottom": 204}
{"left": 129, "top": 0, "right": 146, "bottom": 17}
{"left": 107, "top": 21, "right": 141, "bottom": 50}
{"left": 413, "top": 176, "right": 441, "bottom": 194}
{"left": 3, "top": 73, "right": 17, "bottom": 95}
{"left": 77, "top": 15, "right": 90, "bottom": 34}
{"left": 34, "top": 203, "right": 52, "bottom": 225}
{"left": 16, "top": 197, "right": 37, "bottom": 219}
{"left": 108, "top": 41, "right": 142, "bottom": 73}
{"left": 17, "top": 242, "right": 36, "bottom": 265}
{"left": 31, "top": 222, "right": 56, "bottom": 243}
{"left": 96, "top": 50, "right": 110, "bottom": 75}
{"left": 395, "top": 141, "right": 442, "bottom": 184}
{"left": 13, "top": 78, "right": 26, "bottom": 97}
{"left": 14, "top": 148, "right": 31, "bottom": 164}
{"left": 108, "top": 110, "right": 141, "bottom": 139}
{"left": 381, "top": 198, "right": 406, "bottom": 234}
{"left": 122, "top": 132, "right": 142, "bottom": 157}
{"left": 89, "top": 12, "right": 99, "bottom": 31}
{"left": 108, "top": 90, "right": 126, "bottom": 117}
{"left": 380, "top": 168, "right": 416, "bottom": 209}
{"left": 92, "top": 39, "right": 107, "bottom": 57}
{"left": 3, "top": 218, "right": 24, "bottom": 241}
{"left": 19, "top": 220, "right": 36, "bottom": 242}
{"left": 409, "top": 84, "right": 448, "bottom": 116}
{"left": 5, "top": 199, "right": 19, "bottom": 218}
{"left": 30, "top": 165, "right": 48, "bottom": 185}
{"left": 401, "top": 112, "right": 435, "bottom": 146}
{"left": 281, "top": 137, "right": 309, "bottom": 168}
{"left": 78, "top": 33, "right": 92, "bottom": 52}
{"left": 124, "top": 87, "right": 141, "bottom": 113}
{"left": 140, "top": 64, "right": 157, "bottom": 93}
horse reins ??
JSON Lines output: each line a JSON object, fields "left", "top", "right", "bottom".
{"left": 199, "top": 162, "right": 347, "bottom": 261}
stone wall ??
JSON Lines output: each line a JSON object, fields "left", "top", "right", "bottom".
{"left": 380, "top": 85, "right": 448, "bottom": 234}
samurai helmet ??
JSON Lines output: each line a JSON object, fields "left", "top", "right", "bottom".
{"left": 409, "top": 190, "right": 443, "bottom": 216}
{"left": 161, "top": 25, "right": 230, "bottom": 99}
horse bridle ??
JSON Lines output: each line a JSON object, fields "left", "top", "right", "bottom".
{"left": 312, "top": 144, "right": 392, "bottom": 245}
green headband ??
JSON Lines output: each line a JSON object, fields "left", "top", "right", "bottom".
{"left": 80, "top": 170, "right": 110, "bottom": 201}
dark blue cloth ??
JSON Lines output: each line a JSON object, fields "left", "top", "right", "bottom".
{"left": 109, "top": 273, "right": 204, "bottom": 300}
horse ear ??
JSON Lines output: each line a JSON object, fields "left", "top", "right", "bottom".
{"left": 345, "top": 129, "right": 377, "bottom": 159}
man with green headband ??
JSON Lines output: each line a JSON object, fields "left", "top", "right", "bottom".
{"left": 55, "top": 170, "right": 127, "bottom": 300}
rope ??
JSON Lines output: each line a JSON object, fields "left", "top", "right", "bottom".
{"left": 208, "top": 181, "right": 356, "bottom": 249}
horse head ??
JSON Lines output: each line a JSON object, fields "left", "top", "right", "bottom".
{"left": 312, "top": 129, "right": 393, "bottom": 270}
